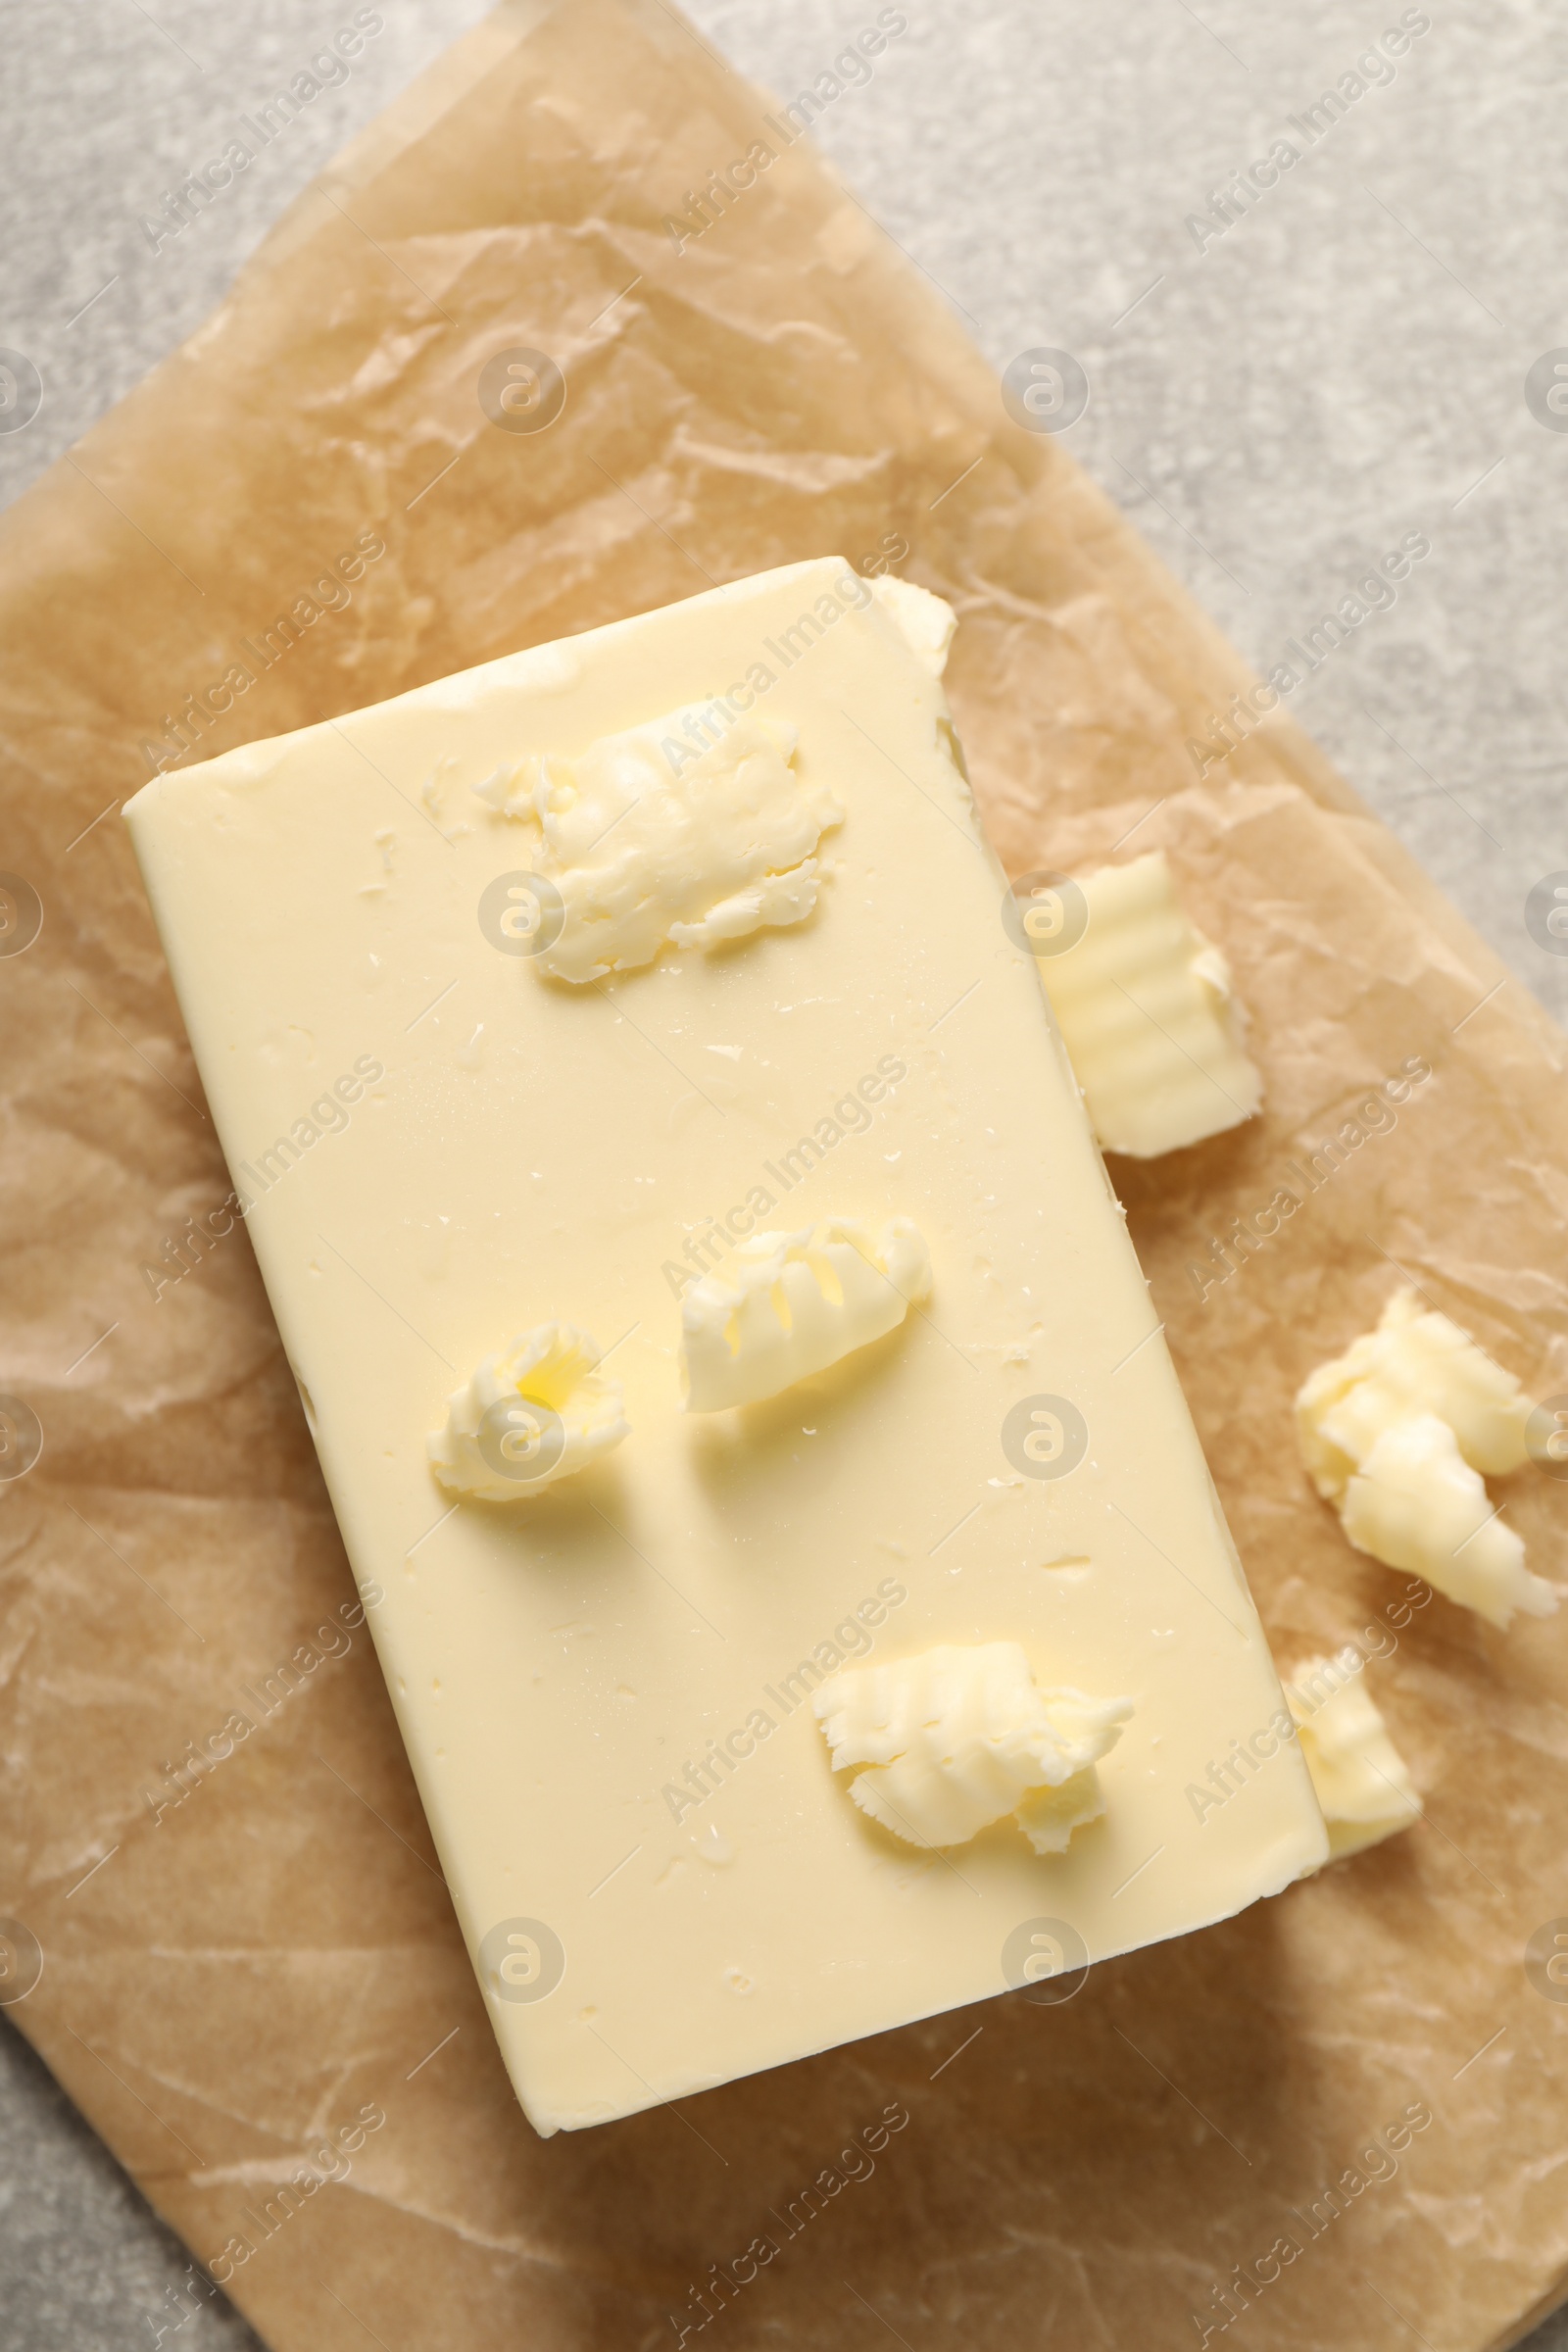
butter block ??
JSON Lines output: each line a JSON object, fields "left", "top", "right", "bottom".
{"left": 1285, "top": 1651, "right": 1421, "bottom": 1862}
{"left": 125, "top": 558, "right": 1326, "bottom": 2135}
{"left": 1033, "top": 850, "right": 1261, "bottom": 1157}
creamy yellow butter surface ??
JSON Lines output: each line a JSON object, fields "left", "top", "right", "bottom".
{"left": 125, "top": 559, "right": 1326, "bottom": 2134}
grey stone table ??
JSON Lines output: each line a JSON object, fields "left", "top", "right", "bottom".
{"left": 3, "top": 2, "right": 1565, "bottom": 2344}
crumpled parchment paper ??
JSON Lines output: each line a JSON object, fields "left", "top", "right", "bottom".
{"left": 3, "top": 2, "right": 1567, "bottom": 2346}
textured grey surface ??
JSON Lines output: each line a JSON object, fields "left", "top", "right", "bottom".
{"left": 0, "top": 2020, "right": 259, "bottom": 2351}
{"left": 3, "top": 1, "right": 1566, "bottom": 2345}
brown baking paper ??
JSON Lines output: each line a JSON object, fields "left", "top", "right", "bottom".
{"left": 4, "top": 2, "right": 1568, "bottom": 2346}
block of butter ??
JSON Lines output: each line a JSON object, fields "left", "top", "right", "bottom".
{"left": 125, "top": 559, "right": 1326, "bottom": 2135}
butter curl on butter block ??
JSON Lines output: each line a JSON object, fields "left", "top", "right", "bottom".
{"left": 428, "top": 1324, "right": 628, "bottom": 1502}
{"left": 680, "top": 1216, "right": 931, "bottom": 1412}
{"left": 1035, "top": 849, "right": 1262, "bottom": 1157}
{"left": 475, "top": 708, "right": 842, "bottom": 984}
{"left": 813, "top": 1641, "right": 1131, "bottom": 1853}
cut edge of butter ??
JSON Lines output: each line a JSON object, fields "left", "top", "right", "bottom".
{"left": 868, "top": 574, "right": 956, "bottom": 675}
